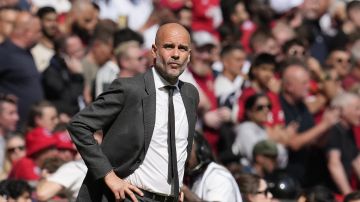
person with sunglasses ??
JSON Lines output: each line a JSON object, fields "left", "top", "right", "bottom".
{"left": 236, "top": 173, "right": 273, "bottom": 202}
{"left": 0, "top": 134, "right": 26, "bottom": 180}
{"left": 232, "top": 93, "right": 288, "bottom": 169}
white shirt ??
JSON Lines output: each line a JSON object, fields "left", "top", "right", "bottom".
{"left": 125, "top": 68, "right": 189, "bottom": 195}
{"left": 47, "top": 160, "right": 87, "bottom": 202}
{"left": 191, "top": 162, "right": 243, "bottom": 202}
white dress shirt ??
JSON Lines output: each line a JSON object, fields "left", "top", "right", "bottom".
{"left": 125, "top": 68, "right": 189, "bottom": 195}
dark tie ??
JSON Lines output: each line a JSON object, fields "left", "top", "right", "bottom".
{"left": 166, "top": 86, "right": 179, "bottom": 200}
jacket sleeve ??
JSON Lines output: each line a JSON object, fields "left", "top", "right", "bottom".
{"left": 67, "top": 78, "right": 125, "bottom": 180}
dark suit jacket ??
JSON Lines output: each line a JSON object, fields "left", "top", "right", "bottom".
{"left": 67, "top": 69, "right": 199, "bottom": 201}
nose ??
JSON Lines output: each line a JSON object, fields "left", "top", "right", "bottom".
{"left": 171, "top": 48, "right": 180, "bottom": 60}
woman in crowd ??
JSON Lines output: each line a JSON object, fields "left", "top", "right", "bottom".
{"left": 0, "top": 134, "right": 26, "bottom": 179}
{"left": 236, "top": 173, "right": 273, "bottom": 202}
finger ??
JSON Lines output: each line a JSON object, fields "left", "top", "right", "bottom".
{"left": 130, "top": 185, "right": 143, "bottom": 196}
{"left": 119, "top": 190, "right": 126, "bottom": 200}
{"left": 125, "top": 189, "right": 138, "bottom": 202}
{"left": 114, "top": 191, "right": 121, "bottom": 201}
{"left": 179, "top": 191, "right": 184, "bottom": 202}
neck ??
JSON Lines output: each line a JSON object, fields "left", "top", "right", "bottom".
{"left": 339, "top": 119, "right": 350, "bottom": 129}
{"left": 39, "top": 37, "right": 54, "bottom": 49}
{"left": 119, "top": 69, "right": 136, "bottom": 78}
{"left": 282, "top": 92, "right": 297, "bottom": 105}
{"left": 253, "top": 163, "right": 264, "bottom": 178}
{"left": 223, "top": 70, "right": 236, "bottom": 81}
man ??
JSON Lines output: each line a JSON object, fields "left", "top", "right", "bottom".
{"left": 67, "top": 23, "right": 199, "bottom": 201}
{"left": 116, "top": 41, "right": 147, "bottom": 78}
{"left": 0, "top": 94, "right": 19, "bottom": 169}
{"left": 280, "top": 63, "right": 339, "bottom": 186}
{"left": 0, "top": 7, "right": 18, "bottom": 44}
{"left": 0, "top": 12, "right": 43, "bottom": 130}
{"left": 31, "top": 6, "right": 58, "bottom": 72}
{"left": 42, "top": 35, "right": 85, "bottom": 121}
{"left": 214, "top": 43, "right": 246, "bottom": 110}
{"left": 250, "top": 140, "right": 279, "bottom": 179}
{"left": 325, "top": 93, "right": 360, "bottom": 194}
{"left": 182, "top": 132, "right": 242, "bottom": 202}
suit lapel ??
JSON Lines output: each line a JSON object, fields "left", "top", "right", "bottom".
{"left": 142, "top": 70, "right": 156, "bottom": 153}
{"left": 179, "top": 81, "right": 196, "bottom": 153}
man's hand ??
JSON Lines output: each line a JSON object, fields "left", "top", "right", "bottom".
{"left": 104, "top": 170, "right": 143, "bottom": 202}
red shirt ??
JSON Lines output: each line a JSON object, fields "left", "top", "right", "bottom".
{"left": 191, "top": 0, "right": 221, "bottom": 36}
{"left": 190, "top": 68, "right": 219, "bottom": 152}
{"left": 9, "top": 157, "right": 40, "bottom": 181}
{"left": 237, "top": 87, "right": 284, "bottom": 127}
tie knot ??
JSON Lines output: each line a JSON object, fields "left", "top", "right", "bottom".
{"left": 165, "top": 86, "right": 176, "bottom": 96}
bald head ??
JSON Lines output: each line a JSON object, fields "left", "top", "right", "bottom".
{"left": 152, "top": 23, "right": 192, "bottom": 84}
{"left": 282, "top": 64, "right": 310, "bottom": 101}
{"left": 155, "top": 23, "right": 191, "bottom": 46}
{"left": 10, "top": 12, "right": 41, "bottom": 49}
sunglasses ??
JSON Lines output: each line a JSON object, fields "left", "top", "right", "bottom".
{"left": 256, "top": 188, "right": 271, "bottom": 196}
{"left": 254, "top": 104, "right": 272, "bottom": 112}
{"left": 7, "top": 145, "right": 25, "bottom": 153}
{"left": 336, "top": 58, "right": 351, "bottom": 64}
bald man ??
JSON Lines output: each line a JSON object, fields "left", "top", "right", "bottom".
{"left": 0, "top": 12, "right": 43, "bottom": 130}
{"left": 68, "top": 23, "right": 199, "bottom": 202}
{"left": 280, "top": 63, "right": 339, "bottom": 186}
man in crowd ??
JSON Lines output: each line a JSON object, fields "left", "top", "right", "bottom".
{"left": 0, "top": 12, "right": 43, "bottom": 130}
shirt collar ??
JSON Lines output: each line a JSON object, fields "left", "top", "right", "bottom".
{"left": 152, "top": 67, "right": 179, "bottom": 91}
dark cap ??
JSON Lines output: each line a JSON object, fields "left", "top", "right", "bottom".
{"left": 253, "top": 140, "right": 278, "bottom": 157}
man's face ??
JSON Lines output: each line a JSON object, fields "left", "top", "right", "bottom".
{"left": 286, "top": 69, "right": 310, "bottom": 100}
{"left": 302, "top": 0, "right": 330, "bottom": 20}
{"left": 222, "top": 49, "right": 246, "bottom": 77}
{"left": 0, "top": 102, "right": 19, "bottom": 132}
{"left": 27, "top": 18, "right": 42, "bottom": 48}
{"left": 342, "top": 97, "right": 360, "bottom": 126}
{"left": 65, "top": 36, "right": 85, "bottom": 59}
{"left": 0, "top": 9, "right": 17, "bottom": 37}
{"left": 252, "top": 64, "right": 275, "bottom": 87}
{"left": 327, "top": 50, "right": 351, "bottom": 78}
{"left": 126, "top": 46, "right": 147, "bottom": 74}
{"left": 93, "top": 41, "right": 113, "bottom": 66}
{"left": 36, "top": 106, "right": 58, "bottom": 132}
{"left": 74, "top": 6, "right": 98, "bottom": 35}
{"left": 152, "top": 28, "right": 191, "bottom": 84}
{"left": 41, "top": 12, "right": 58, "bottom": 39}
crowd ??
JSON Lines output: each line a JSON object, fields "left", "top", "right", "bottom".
{"left": 0, "top": 0, "right": 360, "bottom": 201}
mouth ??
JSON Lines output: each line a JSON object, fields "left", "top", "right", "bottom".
{"left": 168, "top": 62, "right": 181, "bottom": 68}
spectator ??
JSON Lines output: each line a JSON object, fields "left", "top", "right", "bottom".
{"left": 27, "top": 100, "right": 59, "bottom": 133}
{"left": 344, "top": 191, "right": 360, "bottom": 202}
{"left": 9, "top": 127, "right": 58, "bottom": 185}
{"left": 325, "top": 92, "right": 360, "bottom": 195}
{"left": 280, "top": 63, "right": 339, "bottom": 186}
{"left": 36, "top": 158, "right": 87, "bottom": 202}
{"left": 0, "top": 94, "right": 19, "bottom": 170}
{"left": 82, "top": 23, "right": 114, "bottom": 104}
{"left": 250, "top": 140, "right": 279, "bottom": 179}
{"left": 214, "top": 43, "right": 247, "bottom": 110}
{"left": 0, "top": 179, "right": 32, "bottom": 202}
{"left": 236, "top": 173, "right": 273, "bottom": 202}
{"left": 67, "top": 1, "right": 98, "bottom": 45}
{"left": 0, "top": 134, "right": 26, "bottom": 180}
{"left": 297, "top": 185, "right": 336, "bottom": 202}
{"left": 42, "top": 34, "right": 85, "bottom": 122}
{"left": 31, "top": 6, "right": 58, "bottom": 73}
{"left": 233, "top": 93, "right": 288, "bottom": 168}
{"left": 249, "top": 29, "right": 280, "bottom": 57}
{"left": 343, "top": 39, "right": 360, "bottom": 92}
{"left": 0, "top": 7, "right": 18, "bottom": 44}
{"left": 0, "top": 12, "right": 43, "bottom": 131}
{"left": 182, "top": 132, "right": 242, "bottom": 202}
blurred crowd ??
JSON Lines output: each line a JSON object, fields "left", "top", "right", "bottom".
{"left": 0, "top": 0, "right": 360, "bottom": 201}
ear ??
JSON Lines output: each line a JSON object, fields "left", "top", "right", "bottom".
{"left": 187, "top": 55, "right": 191, "bottom": 63}
{"left": 151, "top": 44, "right": 157, "bottom": 58}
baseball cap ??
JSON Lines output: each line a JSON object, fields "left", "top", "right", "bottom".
{"left": 53, "top": 131, "right": 77, "bottom": 153}
{"left": 192, "top": 31, "right": 217, "bottom": 48}
{"left": 253, "top": 140, "right": 278, "bottom": 157}
{"left": 26, "top": 127, "right": 57, "bottom": 157}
